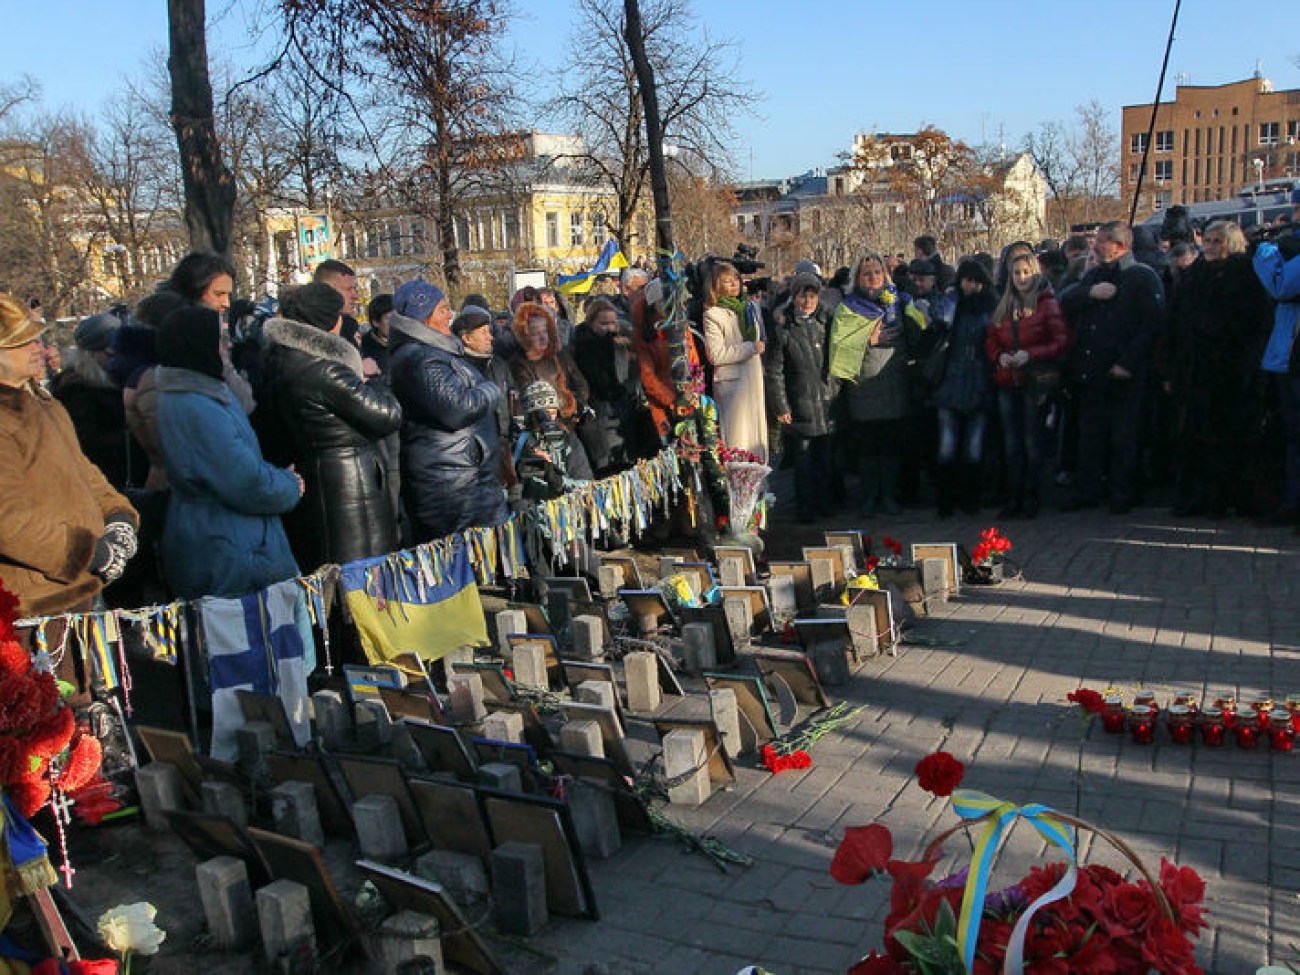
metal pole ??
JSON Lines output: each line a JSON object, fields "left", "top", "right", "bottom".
{"left": 1130, "top": 0, "right": 1183, "bottom": 225}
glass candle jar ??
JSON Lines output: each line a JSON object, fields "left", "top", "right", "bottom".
{"left": 1101, "top": 696, "right": 1126, "bottom": 733}
{"left": 1251, "top": 699, "right": 1274, "bottom": 730}
{"left": 1133, "top": 690, "right": 1158, "bottom": 715}
{"left": 1167, "top": 704, "right": 1195, "bottom": 744}
{"left": 1235, "top": 722, "right": 1259, "bottom": 749}
{"left": 1172, "top": 693, "right": 1198, "bottom": 711}
{"left": 1270, "top": 712, "right": 1295, "bottom": 752}
{"left": 1200, "top": 705, "right": 1226, "bottom": 746}
{"left": 1287, "top": 694, "right": 1300, "bottom": 733}
{"left": 1129, "top": 704, "right": 1156, "bottom": 744}
{"left": 1214, "top": 697, "right": 1237, "bottom": 728}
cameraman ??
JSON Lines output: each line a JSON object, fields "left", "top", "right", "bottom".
{"left": 1253, "top": 190, "right": 1300, "bottom": 523}
{"left": 513, "top": 380, "right": 593, "bottom": 502}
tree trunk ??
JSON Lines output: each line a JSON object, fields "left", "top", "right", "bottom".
{"left": 167, "top": 0, "right": 235, "bottom": 255}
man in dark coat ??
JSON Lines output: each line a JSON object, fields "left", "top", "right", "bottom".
{"left": 763, "top": 272, "right": 837, "bottom": 521}
{"left": 389, "top": 281, "right": 506, "bottom": 542}
{"left": 361, "top": 293, "right": 394, "bottom": 375}
{"left": 314, "top": 259, "right": 363, "bottom": 349}
{"left": 259, "top": 283, "right": 403, "bottom": 572}
{"left": 1060, "top": 221, "right": 1165, "bottom": 513}
{"left": 456, "top": 304, "right": 515, "bottom": 489}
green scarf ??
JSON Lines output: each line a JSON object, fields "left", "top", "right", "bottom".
{"left": 716, "top": 295, "right": 756, "bottom": 342}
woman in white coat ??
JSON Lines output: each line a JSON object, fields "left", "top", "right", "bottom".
{"left": 703, "top": 262, "right": 768, "bottom": 462}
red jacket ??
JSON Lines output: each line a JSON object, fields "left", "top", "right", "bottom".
{"left": 985, "top": 290, "right": 1071, "bottom": 388}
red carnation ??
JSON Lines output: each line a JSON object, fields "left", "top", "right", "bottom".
{"left": 848, "top": 952, "right": 902, "bottom": 975}
{"left": 68, "top": 778, "right": 120, "bottom": 825}
{"left": 914, "top": 751, "right": 965, "bottom": 797}
{"left": 891, "top": 540, "right": 903, "bottom": 556}
{"left": 882, "top": 536, "right": 894, "bottom": 549}
{"left": 1068, "top": 688, "right": 1106, "bottom": 714}
{"left": 830, "top": 824, "right": 893, "bottom": 884}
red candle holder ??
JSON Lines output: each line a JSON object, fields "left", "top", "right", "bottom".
{"left": 1235, "top": 723, "right": 1260, "bottom": 749}
{"left": 1166, "top": 704, "right": 1194, "bottom": 744}
{"left": 1270, "top": 713, "right": 1295, "bottom": 752}
{"left": 1287, "top": 694, "right": 1300, "bottom": 733}
{"left": 1129, "top": 704, "right": 1156, "bottom": 744}
{"left": 1200, "top": 706, "right": 1226, "bottom": 746}
{"left": 1172, "top": 693, "right": 1198, "bottom": 714}
{"left": 1101, "top": 697, "right": 1126, "bottom": 733}
{"left": 1251, "top": 700, "right": 1274, "bottom": 731}
{"left": 1214, "top": 697, "right": 1237, "bottom": 728}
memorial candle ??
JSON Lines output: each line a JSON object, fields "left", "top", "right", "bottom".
{"left": 1200, "top": 705, "right": 1226, "bottom": 746}
{"left": 1214, "top": 697, "right": 1237, "bottom": 728}
{"left": 1129, "top": 704, "right": 1156, "bottom": 744}
{"left": 1270, "top": 712, "right": 1295, "bottom": 752}
{"left": 1235, "top": 722, "right": 1259, "bottom": 749}
{"left": 1250, "top": 699, "right": 1274, "bottom": 731}
{"left": 1287, "top": 694, "right": 1300, "bottom": 733}
{"left": 1166, "top": 704, "right": 1194, "bottom": 744}
{"left": 1101, "top": 695, "right": 1126, "bottom": 733}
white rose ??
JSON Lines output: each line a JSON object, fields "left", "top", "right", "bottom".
{"left": 98, "top": 902, "right": 166, "bottom": 956}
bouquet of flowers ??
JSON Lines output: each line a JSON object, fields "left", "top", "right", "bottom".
{"left": 833, "top": 754, "right": 1208, "bottom": 975}
{"left": 971, "top": 527, "right": 1012, "bottom": 567}
{"left": 717, "top": 444, "right": 771, "bottom": 536}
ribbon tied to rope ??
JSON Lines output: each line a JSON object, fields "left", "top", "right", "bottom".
{"left": 950, "top": 789, "right": 1077, "bottom": 975}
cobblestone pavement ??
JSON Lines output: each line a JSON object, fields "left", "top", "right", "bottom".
{"left": 528, "top": 506, "right": 1300, "bottom": 975}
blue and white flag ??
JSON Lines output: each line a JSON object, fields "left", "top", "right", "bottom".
{"left": 199, "top": 579, "right": 316, "bottom": 760}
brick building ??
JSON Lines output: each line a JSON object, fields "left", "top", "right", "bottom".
{"left": 1122, "top": 75, "right": 1300, "bottom": 216}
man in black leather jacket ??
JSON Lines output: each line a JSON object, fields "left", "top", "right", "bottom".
{"left": 389, "top": 281, "right": 506, "bottom": 542}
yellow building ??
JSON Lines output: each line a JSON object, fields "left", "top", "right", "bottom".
{"left": 332, "top": 132, "right": 647, "bottom": 307}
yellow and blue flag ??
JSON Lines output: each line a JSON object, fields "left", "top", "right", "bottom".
{"left": 557, "top": 237, "right": 629, "bottom": 295}
{"left": 341, "top": 541, "right": 489, "bottom": 666}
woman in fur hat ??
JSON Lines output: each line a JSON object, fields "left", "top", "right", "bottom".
{"left": 508, "top": 301, "right": 604, "bottom": 463}
{"left": 258, "top": 283, "right": 403, "bottom": 571}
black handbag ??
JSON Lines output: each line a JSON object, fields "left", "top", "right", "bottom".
{"left": 921, "top": 331, "right": 952, "bottom": 387}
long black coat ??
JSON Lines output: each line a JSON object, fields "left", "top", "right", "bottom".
{"left": 763, "top": 298, "right": 837, "bottom": 438}
{"left": 1161, "top": 253, "right": 1273, "bottom": 441}
{"left": 259, "top": 317, "right": 403, "bottom": 571}
{"left": 570, "top": 324, "right": 645, "bottom": 469}
{"left": 389, "top": 314, "right": 506, "bottom": 542}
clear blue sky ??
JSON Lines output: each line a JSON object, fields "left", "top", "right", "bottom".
{"left": 8, "top": 0, "right": 1299, "bottom": 180}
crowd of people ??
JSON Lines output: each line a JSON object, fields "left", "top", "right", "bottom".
{"left": 3, "top": 195, "right": 1300, "bottom": 619}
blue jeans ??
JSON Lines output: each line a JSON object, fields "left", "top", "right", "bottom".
{"left": 998, "top": 387, "right": 1044, "bottom": 501}
{"left": 937, "top": 408, "right": 987, "bottom": 465}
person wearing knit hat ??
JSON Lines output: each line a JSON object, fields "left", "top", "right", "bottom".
{"left": 0, "top": 292, "right": 140, "bottom": 622}
{"left": 259, "top": 283, "right": 402, "bottom": 571}
{"left": 514, "top": 379, "right": 593, "bottom": 503}
{"left": 279, "top": 282, "right": 345, "bottom": 332}
{"left": 457, "top": 304, "right": 513, "bottom": 445}
{"left": 522, "top": 379, "right": 560, "bottom": 415}
{"left": 388, "top": 276, "right": 506, "bottom": 541}
{"left": 54, "top": 309, "right": 142, "bottom": 492}
{"left": 394, "top": 280, "right": 450, "bottom": 330}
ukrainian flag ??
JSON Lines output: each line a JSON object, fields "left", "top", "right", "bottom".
{"left": 557, "top": 237, "right": 629, "bottom": 295}
{"left": 340, "top": 541, "right": 489, "bottom": 666}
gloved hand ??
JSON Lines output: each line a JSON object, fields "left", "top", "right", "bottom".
{"left": 1011, "top": 349, "right": 1032, "bottom": 369}
{"left": 91, "top": 535, "right": 129, "bottom": 584}
{"left": 102, "top": 517, "right": 138, "bottom": 562}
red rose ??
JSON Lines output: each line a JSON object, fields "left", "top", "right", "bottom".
{"left": 787, "top": 749, "right": 812, "bottom": 769}
{"left": 1103, "top": 882, "right": 1158, "bottom": 938}
{"left": 72, "top": 962, "right": 121, "bottom": 975}
{"left": 1064, "top": 928, "right": 1119, "bottom": 975}
{"left": 914, "top": 751, "right": 965, "bottom": 797}
{"left": 69, "top": 780, "right": 120, "bottom": 826}
{"left": 1085, "top": 864, "right": 1125, "bottom": 889}
{"left": 848, "top": 951, "right": 903, "bottom": 974}
{"left": 882, "top": 536, "right": 894, "bottom": 549}
{"left": 1158, "top": 858, "right": 1208, "bottom": 935}
{"left": 830, "top": 824, "right": 893, "bottom": 884}
{"left": 1068, "top": 688, "right": 1106, "bottom": 714}
{"left": 1140, "top": 915, "right": 1201, "bottom": 974}
{"left": 976, "top": 917, "right": 1014, "bottom": 964}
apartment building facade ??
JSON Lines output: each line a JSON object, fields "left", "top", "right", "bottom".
{"left": 1122, "top": 76, "right": 1300, "bottom": 215}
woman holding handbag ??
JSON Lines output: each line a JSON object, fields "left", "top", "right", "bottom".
{"left": 985, "top": 250, "right": 1070, "bottom": 518}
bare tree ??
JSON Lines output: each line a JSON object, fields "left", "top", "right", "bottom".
{"left": 666, "top": 168, "right": 739, "bottom": 260}
{"left": 0, "top": 110, "right": 103, "bottom": 315}
{"left": 277, "top": 0, "right": 521, "bottom": 286}
{"left": 168, "top": 0, "right": 237, "bottom": 254}
{"left": 1024, "top": 100, "right": 1122, "bottom": 235}
{"left": 77, "top": 90, "right": 183, "bottom": 298}
{"left": 550, "top": 0, "right": 759, "bottom": 252}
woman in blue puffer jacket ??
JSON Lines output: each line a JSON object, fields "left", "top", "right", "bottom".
{"left": 154, "top": 306, "right": 303, "bottom": 599}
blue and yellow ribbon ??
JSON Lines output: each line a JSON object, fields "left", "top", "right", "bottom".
{"left": 949, "top": 789, "right": 1077, "bottom": 974}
